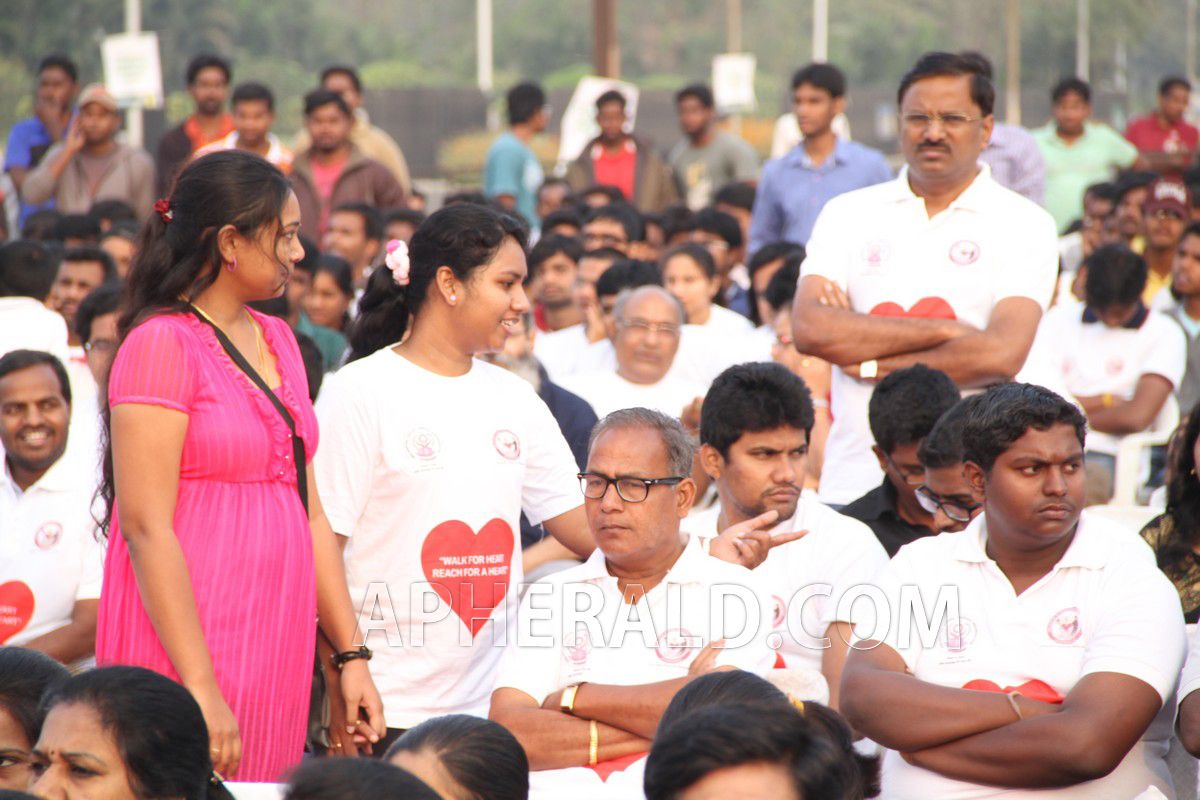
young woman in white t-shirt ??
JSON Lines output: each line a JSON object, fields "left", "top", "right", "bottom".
{"left": 316, "top": 204, "right": 597, "bottom": 752}
{"left": 661, "top": 242, "right": 753, "bottom": 336}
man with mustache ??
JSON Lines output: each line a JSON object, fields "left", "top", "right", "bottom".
{"left": 792, "top": 52, "right": 1058, "bottom": 508}
{"left": 685, "top": 362, "right": 887, "bottom": 710}
{"left": 843, "top": 382, "right": 1186, "bottom": 799}
{"left": 0, "top": 350, "right": 103, "bottom": 665}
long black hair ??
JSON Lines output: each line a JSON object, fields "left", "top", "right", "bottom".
{"left": 99, "top": 150, "right": 292, "bottom": 532}
{"left": 40, "top": 666, "right": 233, "bottom": 800}
{"left": 1156, "top": 405, "right": 1200, "bottom": 572}
{"left": 0, "top": 648, "right": 69, "bottom": 748}
{"left": 347, "top": 204, "right": 526, "bottom": 361}
{"left": 385, "top": 714, "right": 529, "bottom": 800}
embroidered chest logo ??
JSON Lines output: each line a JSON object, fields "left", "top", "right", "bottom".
{"left": 493, "top": 430, "right": 521, "bottom": 460}
{"left": 942, "top": 617, "right": 977, "bottom": 653}
{"left": 564, "top": 622, "right": 592, "bottom": 665}
{"left": 655, "top": 628, "right": 699, "bottom": 664}
{"left": 1047, "top": 606, "right": 1082, "bottom": 644}
{"left": 34, "top": 522, "right": 62, "bottom": 550}
{"left": 406, "top": 428, "right": 441, "bottom": 461}
{"left": 949, "top": 240, "right": 981, "bottom": 265}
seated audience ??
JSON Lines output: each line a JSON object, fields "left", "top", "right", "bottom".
{"left": 1141, "top": 178, "right": 1191, "bottom": 305}
{"left": 89, "top": 199, "right": 138, "bottom": 233}
{"left": 31, "top": 666, "right": 235, "bottom": 799}
{"left": 689, "top": 363, "right": 887, "bottom": 706}
{"left": 383, "top": 207, "right": 426, "bottom": 246}
{"left": 0, "top": 648, "right": 69, "bottom": 791}
{"left": 661, "top": 243, "right": 752, "bottom": 335}
{"left": 533, "top": 246, "right": 624, "bottom": 382}
{"left": 842, "top": 382, "right": 1186, "bottom": 798}
{"left": 304, "top": 254, "right": 355, "bottom": 336}
{"left": 0, "top": 351, "right": 103, "bottom": 664}
{"left": 386, "top": 715, "right": 529, "bottom": 800}
{"left": 644, "top": 705, "right": 854, "bottom": 800}
{"left": 19, "top": 210, "right": 63, "bottom": 242}
{"left": 48, "top": 246, "right": 116, "bottom": 360}
{"left": 712, "top": 182, "right": 757, "bottom": 248}
{"left": 582, "top": 204, "right": 641, "bottom": 256}
{"left": 539, "top": 208, "right": 583, "bottom": 239}
{"left": 489, "top": 409, "right": 772, "bottom": 794}
{"left": 74, "top": 282, "right": 122, "bottom": 398}
{"left": 746, "top": 241, "right": 805, "bottom": 328}
{"left": 916, "top": 396, "right": 984, "bottom": 534}
{"left": 527, "top": 234, "right": 584, "bottom": 333}
{"left": 561, "top": 286, "right": 704, "bottom": 419}
{"left": 687, "top": 208, "right": 748, "bottom": 316}
{"left": 842, "top": 364, "right": 960, "bottom": 555}
{"left": 323, "top": 202, "right": 383, "bottom": 291}
{"left": 1038, "top": 244, "right": 1184, "bottom": 502}
{"left": 99, "top": 224, "right": 138, "bottom": 279}
{"left": 194, "top": 81, "right": 294, "bottom": 174}
{"left": 52, "top": 213, "right": 101, "bottom": 246}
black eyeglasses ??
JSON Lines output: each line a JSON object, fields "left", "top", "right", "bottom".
{"left": 884, "top": 452, "right": 926, "bottom": 487}
{"left": 915, "top": 485, "right": 981, "bottom": 523}
{"left": 578, "top": 472, "right": 684, "bottom": 503}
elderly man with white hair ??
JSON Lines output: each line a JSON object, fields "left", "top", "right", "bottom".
{"left": 560, "top": 286, "right": 706, "bottom": 420}
{"left": 490, "top": 408, "right": 774, "bottom": 798}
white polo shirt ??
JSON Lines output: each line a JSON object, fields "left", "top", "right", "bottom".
{"left": 495, "top": 535, "right": 774, "bottom": 800}
{"left": 1036, "top": 302, "right": 1186, "bottom": 456}
{"left": 681, "top": 498, "right": 888, "bottom": 672}
{"left": 0, "top": 297, "right": 69, "bottom": 364}
{"left": 866, "top": 514, "right": 1185, "bottom": 799}
{"left": 0, "top": 446, "right": 103, "bottom": 648}
{"left": 534, "top": 324, "right": 591, "bottom": 384}
{"left": 803, "top": 165, "right": 1059, "bottom": 505}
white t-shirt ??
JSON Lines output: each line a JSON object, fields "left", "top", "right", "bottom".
{"left": 495, "top": 535, "right": 775, "bottom": 799}
{"left": 700, "top": 304, "right": 754, "bottom": 336}
{"left": 315, "top": 348, "right": 583, "bottom": 727}
{"left": 0, "top": 297, "right": 70, "bottom": 364}
{"left": 1036, "top": 303, "right": 1187, "bottom": 455}
{"left": 804, "top": 165, "right": 1058, "bottom": 505}
{"left": 682, "top": 498, "right": 888, "bottom": 672}
{"left": 534, "top": 324, "right": 592, "bottom": 384}
{"left": 0, "top": 446, "right": 103, "bottom": 648}
{"left": 558, "top": 370, "right": 703, "bottom": 420}
{"left": 866, "top": 514, "right": 1185, "bottom": 799}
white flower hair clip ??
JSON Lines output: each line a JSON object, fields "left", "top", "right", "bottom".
{"left": 385, "top": 239, "right": 410, "bottom": 286}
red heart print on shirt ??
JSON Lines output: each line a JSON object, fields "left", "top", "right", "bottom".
{"left": 0, "top": 581, "right": 35, "bottom": 644}
{"left": 589, "top": 752, "right": 648, "bottom": 782}
{"left": 869, "top": 297, "right": 957, "bottom": 320}
{"left": 962, "top": 678, "right": 1065, "bottom": 704}
{"left": 420, "top": 519, "right": 514, "bottom": 638}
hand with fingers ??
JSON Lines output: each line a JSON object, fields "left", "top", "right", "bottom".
{"left": 688, "top": 639, "right": 735, "bottom": 677}
{"left": 817, "top": 281, "right": 852, "bottom": 310}
{"left": 710, "top": 510, "right": 809, "bottom": 570}
{"left": 339, "top": 660, "right": 386, "bottom": 753}
{"left": 191, "top": 681, "right": 241, "bottom": 777}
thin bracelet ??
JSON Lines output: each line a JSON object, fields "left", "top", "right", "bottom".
{"left": 1005, "top": 691, "right": 1023, "bottom": 721}
{"left": 588, "top": 720, "right": 599, "bottom": 765}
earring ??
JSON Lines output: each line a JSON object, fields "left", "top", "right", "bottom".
{"left": 449, "top": 294, "right": 457, "bottom": 303}
{"left": 226, "top": 257, "right": 237, "bottom": 273}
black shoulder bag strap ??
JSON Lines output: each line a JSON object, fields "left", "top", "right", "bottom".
{"left": 189, "top": 307, "right": 309, "bottom": 515}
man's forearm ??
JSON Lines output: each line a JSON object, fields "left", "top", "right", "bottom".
{"left": 25, "top": 612, "right": 97, "bottom": 664}
{"left": 492, "top": 706, "right": 649, "bottom": 771}
{"left": 571, "top": 678, "right": 691, "bottom": 739}
{"left": 793, "top": 305, "right": 969, "bottom": 366}
{"left": 874, "top": 330, "right": 1028, "bottom": 387}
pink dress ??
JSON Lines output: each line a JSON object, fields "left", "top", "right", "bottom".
{"left": 97, "top": 310, "right": 318, "bottom": 782}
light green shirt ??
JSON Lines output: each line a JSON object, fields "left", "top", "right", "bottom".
{"left": 1034, "top": 121, "right": 1138, "bottom": 233}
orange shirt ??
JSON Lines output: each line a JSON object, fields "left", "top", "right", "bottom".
{"left": 591, "top": 139, "right": 637, "bottom": 203}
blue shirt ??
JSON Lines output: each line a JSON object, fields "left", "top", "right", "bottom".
{"left": 4, "top": 117, "right": 58, "bottom": 226}
{"left": 748, "top": 138, "right": 892, "bottom": 254}
{"left": 483, "top": 131, "right": 543, "bottom": 228}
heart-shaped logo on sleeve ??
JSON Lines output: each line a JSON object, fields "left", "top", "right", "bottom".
{"left": 962, "top": 678, "right": 1064, "bottom": 704}
{"left": 0, "top": 581, "right": 36, "bottom": 644}
{"left": 869, "top": 297, "right": 957, "bottom": 320}
{"left": 420, "top": 519, "right": 514, "bottom": 639}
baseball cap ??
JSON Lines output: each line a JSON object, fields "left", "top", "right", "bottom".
{"left": 1144, "top": 177, "right": 1192, "bottom": 218}
{"left": 77, "top": 83, "right": 118, "bottom": 113}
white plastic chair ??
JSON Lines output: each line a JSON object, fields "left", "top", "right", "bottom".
{"left": 1112, "top": 395, "right": 1180, "bottom": 506}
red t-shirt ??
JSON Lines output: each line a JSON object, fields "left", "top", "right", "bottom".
{"left": 1124, "top": 114, "right": 1199, "bottom": 154}
{"left": 310, "top": 156, "right": 347, "bottom": 235}
{"left": 591, "top": 140, "right": 637, "bottom": 203}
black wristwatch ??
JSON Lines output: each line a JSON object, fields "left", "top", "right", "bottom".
{"left": 330, "top": 645, "right": 372, "bottom": 671}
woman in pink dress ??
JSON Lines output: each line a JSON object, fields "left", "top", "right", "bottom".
{"left": 96, "top": 151, "right": 383, "bottom": 781}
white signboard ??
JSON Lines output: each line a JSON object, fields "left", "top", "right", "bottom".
{"left": 101, "top": 32, "right": 164, "bottom": 109}
{"left": 555, "top": 76, "right": 640, "bottom": 174}
{"left": 713, "top": 53, "right": 757, "bottom": 114}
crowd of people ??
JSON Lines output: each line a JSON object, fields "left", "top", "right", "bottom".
{"left": 6, "top": 41, "right": 1200, "bottom": 800}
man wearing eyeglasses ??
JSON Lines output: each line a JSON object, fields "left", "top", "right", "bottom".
{"left": 793, "top": 51, "right": 1058, "bottom": 509}
{"left": 842, "top": 365, "right": 960, "bottom": 556}
{"left": 490, "top": 408, "right": 774, "bottom": 795}
{"left": 915, "top": 397, "right": 983, "bottom": 534}
{"left": 560, "top": 286, "right": 704, "bottom": 420}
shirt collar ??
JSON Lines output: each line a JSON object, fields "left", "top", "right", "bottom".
{"left": 889, "top": 162, "right": 995, "bottom": 210}
{"left": 1082, "top": 302, "right": 1149, "bottom": 329}
{"left": 0, "top": 445, "right": 78, "bottom": 495}
{"left": 577, "top": 533, "right": 706, "bottom": 586}
{"left": 954, "top": 514, "right": 1109, "bottom": 570}
{"left": 854, "top": 479, "right": 903, "bottom": 521}
{"left": 784, "top": 137, "right": 851, "bottom": 169}
{"left": 591, "top": 138, "right": 637, "bottom": 160}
